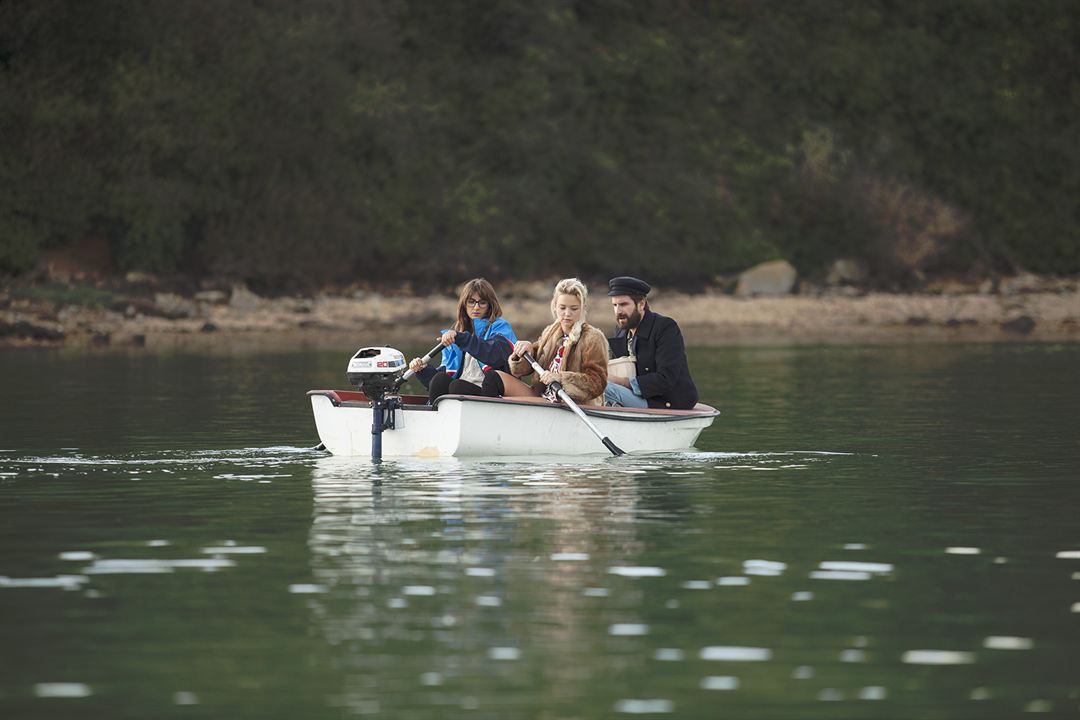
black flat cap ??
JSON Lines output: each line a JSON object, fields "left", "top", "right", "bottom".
{"left": 608, "top": 276, "right": 651, "bottom": 297}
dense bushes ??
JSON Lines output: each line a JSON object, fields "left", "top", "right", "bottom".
{"left": 1, "top": 0, "right": 1077, "bottom": 290}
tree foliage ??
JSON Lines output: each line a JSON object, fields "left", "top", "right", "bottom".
{"left": 1, "top": 0, "right": 1077, "bottom": 289}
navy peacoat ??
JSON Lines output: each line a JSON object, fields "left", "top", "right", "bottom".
{"left": 608, "top": 310, "right": 699, "bottom": 410}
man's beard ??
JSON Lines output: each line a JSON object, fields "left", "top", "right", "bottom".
{"left": 617, "top": 307, "right": 642, "bottom": 330}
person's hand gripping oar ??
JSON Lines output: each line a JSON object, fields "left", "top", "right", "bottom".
{"left": 394, "top": 341, "right": 446, "bottom": 391}
{"left": 310, "top": 341, "right": 445, "bottom": 452}
{"left": 521, "top": 350, "right": 625, "bottom": 457}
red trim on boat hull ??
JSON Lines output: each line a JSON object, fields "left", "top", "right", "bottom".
{"left": 307, "top": 390, "right": 719, "bottom": 423}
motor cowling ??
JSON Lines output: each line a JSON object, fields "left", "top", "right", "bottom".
{"left": 346, "top": 346, "right": 406, "bottom": 400}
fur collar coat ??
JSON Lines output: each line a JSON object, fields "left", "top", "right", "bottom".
{"left": 509, "top": 320, "right": 609, "bottom": 405}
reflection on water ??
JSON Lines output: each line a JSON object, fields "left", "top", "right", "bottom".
{"left": 300, "top": 451, "right": 1080, "bottom": 717}
{"left": 305, "top": 454, "right": 651, "bottom": 714}
{"left": 1, "top": 344, "right": 1079, "bottom": 718}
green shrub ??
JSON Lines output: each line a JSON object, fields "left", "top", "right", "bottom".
{"left": 11, "top": 283, "right": 115, "bottom": 308}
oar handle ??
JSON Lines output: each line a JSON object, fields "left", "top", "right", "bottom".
{"left": 395, "top": 342, "right": 445, "bottom": 388}
{"left": 522, "top": 350, "right": 625, "bottom": 456}
{"left": 521, "top": 349, "right": 551, "bottom": 384}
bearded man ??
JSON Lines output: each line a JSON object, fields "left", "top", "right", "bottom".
{"left": 604, "top": 276, "right": 699, "bottom": 410}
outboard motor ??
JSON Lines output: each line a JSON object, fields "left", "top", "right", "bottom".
{"left": 346, "top": 347, "right": 407, "bottom": 462}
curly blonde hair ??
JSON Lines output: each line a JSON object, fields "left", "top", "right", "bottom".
{"left": 549, "top": 277, "right": 588, "bottom": 344}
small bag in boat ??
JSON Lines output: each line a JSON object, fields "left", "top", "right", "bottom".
{"left": 607, "top": 354, "right": 637, "bottom": 380}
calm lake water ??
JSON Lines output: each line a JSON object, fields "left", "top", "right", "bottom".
{"left": 1, "top": 342, "right": 1079, "bottom": 719}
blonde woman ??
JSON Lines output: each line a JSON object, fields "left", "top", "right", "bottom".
{"left": 481, "top": 278, "right": 608, "bottom": 406}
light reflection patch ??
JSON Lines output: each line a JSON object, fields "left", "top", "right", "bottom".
{"left": 983, "top": 636, "right": 1033, "bottom": 650}
{"left": 34, "top": 683, "right": 92, "bottom": 698}
{"left": 488, "top": 647, "right": 521, "bottom": 661}
{"left": 609, "top": 566, "right": 666, "bottom": 578}
{"left": 744, "top": 559, "right": 786, "bottom": 575}
{"left": 0, "top": 575, "right": 88, "bottom": 589}
{"left": 201, "top": 546, "right": 267, "bottom": 555}
{"left": 810, "top": 570, "right": 871, "bottom": 581}
{"left": 902, "top": 650, "right": 975, "bottom": 665}
{"left": 840, "top": 649, "right": 867, "bottom": 663}
{"left": 83, "top": 558, "right": 235, "bottom": 574}
{"left": 173, "top": 691, "right": 199, "bottom": 705}
{"left": 818, "top": 561, "right": 892, "bottom": 574}
{"left": 701, "top": 676, "right": 739, "bottom": 690}
{"left": 700, "top": 646, "right": 772, "bottom": 662}
{"left": 613, "top": 699, "right": 674, "bottom": 714}
{"left": 288, "top": 584, "right": 327, "bottom": 594}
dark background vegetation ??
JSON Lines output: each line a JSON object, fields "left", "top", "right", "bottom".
{"left": 1, "top": 0, "right": 1077, "bottom": 292}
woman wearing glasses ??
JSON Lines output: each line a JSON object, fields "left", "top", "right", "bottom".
{"left": 407, "top": 278, "right": 518, "bottom": 403}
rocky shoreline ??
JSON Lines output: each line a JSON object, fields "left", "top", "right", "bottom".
{"left": 2, "top": 275, "right": 1078, "bottom": 351}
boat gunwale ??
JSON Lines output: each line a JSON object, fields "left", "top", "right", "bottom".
{"left": 307, "top": 390, "right": 720, "bottom": 423}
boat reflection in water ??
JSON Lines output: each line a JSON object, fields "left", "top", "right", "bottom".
{"left": 304, "top": 453, "right": 673, "bottom": 715}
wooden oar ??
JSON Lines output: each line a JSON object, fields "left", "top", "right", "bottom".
{"left": 522, "top": 350, "right": 625, "bottom": 456}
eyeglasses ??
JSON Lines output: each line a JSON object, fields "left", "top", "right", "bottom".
{"left": 465, "top": 298, "right": 489, "bottom": 307}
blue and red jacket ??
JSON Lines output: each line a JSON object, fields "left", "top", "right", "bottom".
{"left": 416, "top": 317, "right": 517, "bottom": 387}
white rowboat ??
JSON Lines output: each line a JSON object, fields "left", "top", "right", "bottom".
{"left": 308, "top": 390, "right": 719, "bottom": 458}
